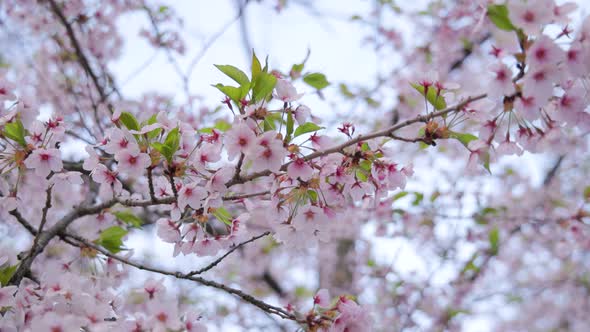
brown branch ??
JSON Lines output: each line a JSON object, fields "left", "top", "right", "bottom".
{"left": 47, "top": 0, "right": 106, "bottom": 102}
{"left": 226, "top": 94, "right": 487, "bottom": 187}
{"left": 543, "top": 155, "right": 565, "bottom": 187}
{"left": 187, "top": 231, "right": 271, "bottom": 276}
{"left": 8, "top": 195, "right": 175, "bottom": 286}
{"left": 147, "top": 167, "right": 157, "bottom": 202}
{"left": 62, "top": 232, "right": 299, "bottom": 322}
{"left": 9, "top": 209, "right": 37, "bottom": 236}
{"left": 28, "top": 185, "right": 54, "bottom": 257}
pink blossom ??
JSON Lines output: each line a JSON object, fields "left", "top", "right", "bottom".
{"left": 194, "top": 238, "right": 222, "bottom": 256}
{"left": 314, "top": 288, "right": 331, "bottom": 307}
{"left": 328, "top": 297, "right": 372, "bottom": 332}
{"left": 0, "top": 76, "right": 16, "bottom": 102}
{"left": 0, "top": 286, "right": 17, "bottom": 307}
{"left": 156, "top": 218, "right": 181, "bottom": 243}
{"left": 105, "top": 127, "right": 139, "bottom": 155}
{"left": 24, "top": 148, "right": 63, "bottom": 177}
{"left": 508, "top": 0, "right": 553, "bottom": 36}
{"left": 287, "top": 158, "right": 314, "bottom": 181}
{"left": 487, "top": 63, "right": 515, "bottom": 98}
{"left": 177, "top": 182, "right": 207, "bottom": 210}
{"left": 115, "top": 150, "right": 151, "bottom": 176}
{"left": 91, "top": 164, "right": 123, "bottom": 198}
{"left": 248, "top": 131, "right": 287, "bottom": 173}
{"left": 527, "top": 36, "right": 564, "bottom": 70}
{"left": 82, "top": 146, "right": 100, "bottom": 171}
{"left": 274, "top": 79, "right": 304, "bottom": 102}
{"left": 224, "top": 122, "right": 257, "bottom": 161}
{"left": 522, "top": 64, "right": 560, "bottom": 102}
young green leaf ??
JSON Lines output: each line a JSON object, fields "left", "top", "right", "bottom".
{"left": 213, "top": 207, "right": 233, "bottom": 226}
{"left": 307, "top": 190, "right": 318, "bottom": 202}
{"left": 119, "top": 112, "right": 140, "bottom": 132}
{"left": 487, "top": 4, "right": 516, "bottom": 31}
{"left": 0, "top": 263, "right": 18, "bottom": 286}
{"left": 214, "top": 120, "right": 232, "bottom": 132}
{"left": 214, "top": 64, "right": 250, "bottom": 87}
{"left": 290, "top": 63, "right": 304, "bottom": 78}
{"left": 251, "top": 51, "right": 262, "bottom": 82}
{"left": 285, "top": 109, "right": 294, "bottom": 142}
{"left": 96, "top": 226, "right": 128, "bottom": 253}
{"left": 152, "top": 127, "right": 180, "bottom": 163}
{"left": 213, "top": 84, "right": 243, "bottom": 103}
{"left": 294, "top": 122, "right": 322, "bottom": 137}
{"left": 303, "top": 73, "right": 329, "bottom": 90}
{"left": 3, "top": 120, "right": 27, "bottom": 147}
{"left": 411, "top": 83, "right": 447, "bottom": 110}
{"left": 252, "top": 72, "right": 277, "bottom": 103}
{"left": 113, "top": 211, "right": 142, "bottom": 228}
{"left": 449, "top": 131, "right": 478, "bottom": 148}
{"left": 489, "top": 226, "right": 500, "bottom": 255}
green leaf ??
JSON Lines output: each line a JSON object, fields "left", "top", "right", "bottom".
{"left": 96, "top": 226, "right": 128, "bottom": 253}
{"left": 290, "top": 63, "right": 304, "bottom": 78}
{"left": 251, "top": 51, "right": 262, "bottom": 82}
{"left": 3, "top": 120, "right": 27, "bottom": 147}
{"left": 252, "top": 72, "right": 277, "bottom": 103}
{"left": 153, "top": 127, "right": 180, "bottom": 163}
{"left": 213, "top": 207, "right": 232, "bottom": 226}
{"left": 365, "top": 97, "right": 380, "bottom": 108}
{"left": 119, "top": 112, "right": 140, "bottom": 132}
{"left": 487, "top": 4, "right": 516, "bottom": 31}
{"left": 144, "top": 114, "right": 163, "bottom": 139}
{"left": 412, "top": 192, "right": 424, "bottom": 206}
{"left": 447, "top": 308, "right": 470, "bottom": 319}
{"left": 355, "top": 169, "right": 368, "bottom": 182}
{"left": 263, "top": 115, "right": 276, "bottom": 131}
{"left": 294, "top": 122, "right": 322, "bottom": 137}
{"left": 307, "top": 190, "right": 318, "bottom": 202}
{"left": 213, "top": 84, "right": 245, "bottom": 103}
{"left": 411, "top": 83, "right": 447, "bottom": 110}
{"left": 113, "top": 211, "right": 142, "bottom": 228}
{"left": 339, "top": 83, "right": 355, "bottom": 98}
{"left": 417, "top": 127, "right": 429, "bottom": 149}
{"left": 214, "top": 64, "right": 250, "bottom": 87}
{"left": 214, "top": 120, "right": 232, "bottom": 132}
{"left": 489, "top": 226, "right": 500, "bottom": 255}
{"left": 359, "top": 159, "right": 372, "bottom": 172}
{"left": 482, "top": 150, "right": 492, "bottom": 174}
{"left": 285, "top": 109, "right": 294, "bottom": 142}
{"left": 393, "top": 191, "right": 409, "bottom": 201}
{"left": 449, "top": 131, "right": 478, "bottom": 148}
{"left": 303, "top": 73, "right": 329, "bottom": 90}
{"left": 0, "top": 264, "right": 18, "bottom": 286}
{"left": 584, "top": 186, "right": 590, "bottom": 201}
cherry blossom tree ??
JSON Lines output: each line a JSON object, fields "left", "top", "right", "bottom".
{"left": 0, "top": 0, "right": 589, "bottom": 331}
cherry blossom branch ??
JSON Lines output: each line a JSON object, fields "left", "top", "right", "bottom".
{"left": 227, "top": 94, "right": 487, "bottom": 187}
{"left": 9, "top": 209, "right": 37, "bottom": 236}
{"left": 543, "top": 154, "right": 565, "bottom": 186}
{"left": 186, "top": 231, "right": 271, "bottom": 276}
{"left": 47, "top": 0, "right": 108, "bottom": 103}
{"left": 27, "top": 185, "right": 53, "bottom": 259}
{"left": 147, "top": 167, "right": 157, "bottom": 202}
{"left": 62, "top": 232, "right": 300, "bottom": 322}
{"left": 8, "top": 195, "right": 174, "bottom": 285}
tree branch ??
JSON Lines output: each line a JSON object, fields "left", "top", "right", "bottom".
{"left": 62, "top": 232, "right": 299, "bottom": 322}
{"left": 187, "top": 231, "right": 271, "bottom": 276}
{"left": 226, "top": 94, "right": 487, "bottom": 187}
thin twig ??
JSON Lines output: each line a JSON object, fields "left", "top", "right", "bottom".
{"left": 187, "top": 231, "right": 271, "bottom": 276}
{"left": 63, "top": 232, "right": 299, "bottom": 321}
{"left": 226, "top": 94, "right": 487, "bottom": 187}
